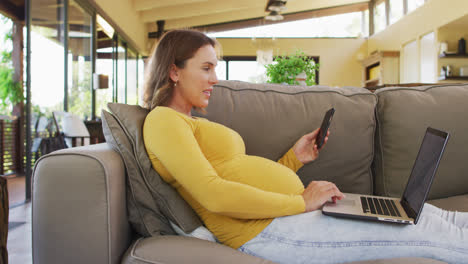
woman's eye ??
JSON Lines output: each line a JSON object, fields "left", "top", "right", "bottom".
{"left": 203, "top": 67, "right": 210, "bottom": 71}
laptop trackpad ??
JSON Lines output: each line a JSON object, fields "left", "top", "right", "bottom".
{"left": 338, "top": 198, "right": 356, "bottom": 207}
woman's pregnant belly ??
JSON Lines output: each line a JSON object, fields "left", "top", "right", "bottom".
{"left": 214, "top": 154, "right": 305, "bottom": 195}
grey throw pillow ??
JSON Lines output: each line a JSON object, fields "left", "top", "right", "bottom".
{"left": 101, "top": 104, "right": 202, "bottom": 236}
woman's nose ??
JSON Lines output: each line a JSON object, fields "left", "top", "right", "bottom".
{"left": 210, "top": 71, "right": 218, "bottom": 84}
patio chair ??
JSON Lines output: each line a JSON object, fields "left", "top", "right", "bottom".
{"left": 52, "top": 111, "right": 91, "bottom": 148}
{"left": 31, "top": 114, "right": 67, "bottom": 159}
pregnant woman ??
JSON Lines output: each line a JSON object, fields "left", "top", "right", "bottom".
{"left": 142, "top": 29, "right": 468, "bottom": 264}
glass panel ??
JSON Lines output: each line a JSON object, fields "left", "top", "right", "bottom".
{"left": 420, "top": 32, "right": 436, "bottom": 83}
{"left": 31, "top": 0, "right": 65, "bottom": 116}
{"left": 362, "top": 9, "right": 369, "bottom": 37}
{"left": 95, "top": 15, "right": 114, "bottom": 118}
{"left": 117, "top": 39, "right": 126, "bottom": 103}
{"left": 67, "top": 0, "right": 92, "bottom": 120}
{"left": 215, "top": 60, "right": 227, "bottom": 80}
{"left": 0, "top": 14, "right": 14, "bottom": 115}
{"left": 408, "top": 0, "right": 425, "bottom": 13}
{"left": 228, "top": 61, "right": 266, "bottom": 83}
{"left": 127, "top": 49, "right": 137, "bottom": 105}
{"left": 138, "top": 57, "right": 145, "bottom": 106}
{"left": 390, "top": 0, "right": 404, "bottom": 25}
{"left": 208, "top": 12, "right": 363, "bottom": 38}
{"left": 374, "top": 1, "right": 386, "bottom": 34}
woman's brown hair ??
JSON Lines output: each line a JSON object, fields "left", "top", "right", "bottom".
{"left": 142, "top": 29, "right": 217, "bottom": 110}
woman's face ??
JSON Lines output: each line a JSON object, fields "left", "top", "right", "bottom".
{"left": 171, "top": 44, "right": 219, "bottom": 110}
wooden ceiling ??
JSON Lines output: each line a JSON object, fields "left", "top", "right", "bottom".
{"left": 0, "top": 0, "right": 24, "bottom": 20}
{"left": 138, "top": 0, "right": 370, "bottom": 37}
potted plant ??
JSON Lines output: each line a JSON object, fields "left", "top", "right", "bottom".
{"left": 265, "top": 50, "right": 320, "bottom": 86}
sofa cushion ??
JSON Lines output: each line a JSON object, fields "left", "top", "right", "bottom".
{"left": 101, "top": 106, "right": 202, "bottom": 237}
{"left": 374, "top": 84, "right": 468, "bottom": 199}
{"left": 194, "top": 80, "right": 377, "bottom": 194}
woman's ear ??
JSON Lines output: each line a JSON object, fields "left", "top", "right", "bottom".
{"left": 169, "top": 64, "right": 179, "bottom": 83}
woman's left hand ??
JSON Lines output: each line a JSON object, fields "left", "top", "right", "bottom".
{"left": 292, "top": 128, "right": 329, "bottom": 164}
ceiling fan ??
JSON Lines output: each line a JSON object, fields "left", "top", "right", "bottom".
{"left": 265, "top": 0, "right": 287, "bottom": 21}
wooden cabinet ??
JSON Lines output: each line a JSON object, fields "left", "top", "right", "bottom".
{"left": 362, "top": 51, "right": 400, "bottom": 87}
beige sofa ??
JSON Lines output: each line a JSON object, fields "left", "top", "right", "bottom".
{"left": 32, "top": 80, "right": 468, "bottom": 264}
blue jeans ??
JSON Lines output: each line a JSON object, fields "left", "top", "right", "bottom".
{"left": 238, "top": 204, "right": 468, "bottom": 264}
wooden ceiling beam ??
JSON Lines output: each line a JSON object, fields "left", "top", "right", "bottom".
{"left": 153, "top": 9, "right": 265, "bottom": 31}
{"left": 190, "top": 2, "right": 369, "bottom": 33}
{"left": 154, "top": 0, "right": 369, "bottom": 30}
{"left": 97, "top": 39, "right": 113, "bottom": 49}
{"left": 0, "top": 0, "right": 24, "bottom": 21}
{"left": 132, "top": 0, "right": 208, "bottom": 11}
{"left": 141, "top": 0, "right": 263, "bottom": 22}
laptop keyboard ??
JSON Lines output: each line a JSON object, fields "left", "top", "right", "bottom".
{"left": 360, "top": 197, "right": 401, "bottom": 217}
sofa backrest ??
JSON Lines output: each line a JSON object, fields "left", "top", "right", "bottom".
{"left": 374, "top": 84, "right": 468, "bottom": 199}
{"left": 195, "top": 80, "right": 377, "bottom": 194}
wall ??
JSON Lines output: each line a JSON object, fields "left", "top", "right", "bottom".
{"left": 368, "top": 0, "right": 468, "bottom": 83}
{"left": 368, "top": 0, "right": 468, "bottom": 53}
{"left": 217, "top": 38, "right": 368, "bottom": 87}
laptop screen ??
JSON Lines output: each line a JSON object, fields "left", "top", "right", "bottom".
{"left": 402, "top": 127, "right": 449, "bottom": 219}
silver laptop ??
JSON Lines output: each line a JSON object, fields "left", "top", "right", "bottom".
{"left": 322, "top": 127, "right": 449, "bottom": 225}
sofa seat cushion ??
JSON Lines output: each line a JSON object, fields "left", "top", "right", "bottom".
{"left": 122, "top": 236, "right": 447, "bottom": 264}
{"left": 195, "top": 80, "right": 377, "bottom": 194}
{"left": 374, "top": 84, "right": 468, "bottom": 199}
{"left": 121, "top": 236, "right": 275, "bottom": 264}
{"left": 428, "top": 194, "right": 468, "bottom": 212}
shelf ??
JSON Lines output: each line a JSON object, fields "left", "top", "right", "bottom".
{"left": 438, "top": 75, "right": 468, "bottom": 81}
{"left": 365, "top": 78, "right": 380, "bottom": 84}
{"left": 439, "top": 53, "right": 468, "bottom": 58}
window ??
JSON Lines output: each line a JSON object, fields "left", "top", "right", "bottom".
{"left": 374, "top": 1, "right": 386, "bottom": 33}
{"left": 138, "top": 57, "right": 145, "bottom": 106}
{"left": 127, "top": 49, "right": 138, "bottom": 105}
{"left": 209, "top": 12, "right": 364, "bottom": 38}
{"left": 0, "top": 14, "right": 14, "bottom": 114}
{"left": 215, "top": 60, "right": 227, "bottom": 81}
{"left": 229, "top": 60, "right": 266, "bottom": 83}
{"left": 362, "top": 9, "right": 369, "bottom": 37}
{"left": 402, "top": 40, "right": 419, "bottom": 83}
{"left": 117, "top": 39, "right": 126, "bottom": 103}
{"left": 408, "top": 0, "right": 425, "bottom": 13}
{"left": 95, "top": 16, "right": 114, "bottom": 118}
{"left": 220, "top": 56, "right": 319, "bottom": 84}
{"left": 30, "top": 0, "right": 65, "bottom": 115}
{"left": 390, "top": 0, "right": 404, "bottom": 25}
{"left": 67, "top": 0, "right": 92, "bottom": 120}
{"left": 420, "top": 32, "right": 436, "bottom": 83}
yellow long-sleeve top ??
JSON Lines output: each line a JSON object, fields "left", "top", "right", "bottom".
{"left": 143, "top": 106, "right": 306, "bottom": 249}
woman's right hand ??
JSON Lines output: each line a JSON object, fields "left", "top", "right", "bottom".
{"left": 302, "top": 181, "right": 345, "bottom": 212}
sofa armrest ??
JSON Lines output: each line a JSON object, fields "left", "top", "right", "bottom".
{"left": 32, "top": 143, "right": 132, "bottom": 264}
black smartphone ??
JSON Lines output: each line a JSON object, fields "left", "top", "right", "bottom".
{"left": 316, "top": 108, "right": 335, "bottom": 149}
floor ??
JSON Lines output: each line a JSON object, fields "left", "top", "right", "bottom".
{"left": 5, "top": 175, "right": 32, "bottom": 264}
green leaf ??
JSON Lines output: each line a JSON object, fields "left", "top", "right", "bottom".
{"left": 264, "top": 49, "right": 320, "bottom": 86}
